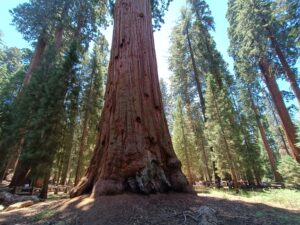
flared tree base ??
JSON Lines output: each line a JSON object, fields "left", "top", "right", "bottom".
{"left": 70, "top": 160, "right": 192, "bottom": 198}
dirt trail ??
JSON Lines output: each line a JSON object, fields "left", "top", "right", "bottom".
{"left": 0, "top": 193, "right": 299, "bottom": 225}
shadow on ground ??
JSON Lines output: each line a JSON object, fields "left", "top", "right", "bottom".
{"left": 0, "top": 193, "right": 299, "bottom": 225}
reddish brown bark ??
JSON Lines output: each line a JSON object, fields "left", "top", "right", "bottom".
{"left": 267, "top": 27, "right": 300, "bottom": 105}
{"left": 54, "top": 27, "right": 64, "bottom": 50}
{"left": 39, "top": 170, "right": 51, "bottom": 199}
{"left": 9, "top": 163, "right": 31, "bottom": 187}
{"left": 259, "top": 58, "right": 300, "bottom": 163}
{"left": 263, "top": 89, "right": 290, "bottom": 155}
{"left": 21, "top": 26, "right": 64, "bottom": 90}
{"left": 21, "top": 36, "right": 47, "bottom": 89}
{"left": 70, "top": 0, "right": 189, "bottom": 197}
{"left": 248, "top": 88, "right": 282, "bottom": 182}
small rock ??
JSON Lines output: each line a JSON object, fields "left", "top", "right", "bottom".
{"left": 0, "top": 204, "right": 4, "bottom": 211}
{"left": 54, "top": 221, "right": 66, "bottom": 225}
{"left": 18, "top": 195, "right": 40, "bottom": 203}
{"left": 0, "top": 191, "right": 40, "bottom": 206}
{"left": 197, "top": 206, "right": 218, "bottom": 225}
{"left": 4, "top": 200, "right": 34, "bottom": 212}
{"left": 0, "top": 191, "right": 15, "bottom": 205}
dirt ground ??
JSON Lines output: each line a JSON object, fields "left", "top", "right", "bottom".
{"left": 0, "top": 193, "right": 299, "bottom": 225}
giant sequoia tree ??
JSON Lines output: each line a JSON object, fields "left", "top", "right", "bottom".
{"left": 70, "top": 0, "right": 189, "bottom": 197}
{"left": 227, "top": 0, "right": 300, "bottom": 163}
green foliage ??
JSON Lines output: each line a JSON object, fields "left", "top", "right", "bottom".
{"left": 205, "top": 189, "right": 300, "bottom": 210}
{"left": 10, "top": 0, "right": 108, "bottom": 44}
{"left": 30, "top": 209, "right": 56, "bottom": 223}
{"left": 10, "top": 0, "right": 64, "bottom": 42}
{"left": 172, "top": 98, "right": 202, "bottom": 181}
{"left": 274, "top": 0, "right": 300, "bottom": 47}
{"left": 0, "top": 0, "right": 109, "bottom": 187}
{"left": 0, "top": 43, "right": 31, "bottom": 172}
{"left": 76, "top": 35, "right": 108, "bottom": 174}
{"left": 159, "top": 78, "right": 173, "bottom": 132}
{"left": 227, "top": 0, "right": 299, "bottom": 82}
{"left": 278, "top": 155, "right": 300, "bottom": 183}
{"left": 107, "top": 0, "right": 172, "bottom": 30}
{"left": 204, "top": 74, "right": 241, "bottom": 178}
{"left": 151, "top": 0, "right": 172, "bottom": 30}
{"left": 169, "top": 6, "right": 213, "bottom": 181}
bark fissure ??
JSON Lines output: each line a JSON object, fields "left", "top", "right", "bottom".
{"left": 70, "top": 0, "right": 189, "bottom": 197}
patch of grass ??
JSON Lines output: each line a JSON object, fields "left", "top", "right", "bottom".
{"left": 200, "top": 188, "right": 300, "bottom": 210}
{"left": 47, "top": 192, "right": 69, "bottom": 201}
{"left": 255, "top": 209, "right": 300, "bottom": 225}
{"left": 30, "top": 209, "right": 56, "bottom": 223}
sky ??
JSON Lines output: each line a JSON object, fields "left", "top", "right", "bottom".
{"left": 0, "top": 0, "right": 297, "bottom": 107}
{"left": 0, "top": 0, "right": 232, "bottom": 81}
{"left": 153, "top": 0, "right": 234, "bottom": 81}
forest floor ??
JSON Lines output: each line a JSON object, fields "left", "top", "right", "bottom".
{"left": 0, "top": 190, "right": 299, "bottom": 225}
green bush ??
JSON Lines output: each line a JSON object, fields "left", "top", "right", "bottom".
{"left": 278, "top": 155, "right": 300, "bottom": 184}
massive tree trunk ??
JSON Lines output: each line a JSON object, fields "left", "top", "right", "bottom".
{"left": 266, "top": 27, "right": 300, "bottom": 105}
{"left": 70, "top": 0, "right": 189, "bottom": 197}
{"left": 248, "top": 88, "right": 282, "bottom": 182}
{"left": 259, "top": 58, "right": 300, "bottom": 163}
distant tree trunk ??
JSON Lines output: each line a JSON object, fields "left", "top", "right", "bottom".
{"left": 248, "top": 88, "right": 282, "bottom": 182}
{"left": 70, "top": 0, "right": 189, "bottom": 197}
{"left": 182, "top": 72, "right": 211, "bottom": 183}
{"left": 193, "top": 7, "right": 223, "bottom": 88}
{"left": 21, "top": 35, "right": 47, "bottom": 89}
{"left": 263, "top": 89, "right": 290, "bottom": 155}
{"left": 185, "top": 26, "right": 206, "bottom": 119}
{"left": 211, "top": 83, "right": 239, "bottom": 191}
{"left": 40, "top": 169, "right": 51, "bottom": 199}
{"left": 55, "top": 153, "right": 63, "bottom": 185}
{"left": 61, "top": 116, "right": 77, "bottom": 185}
{"left": 259, "top": 58, "right": 300, "bottom": 163}
{"left": 9, "top": 163, "right": 31, "bottom": 187}
{"left": 184, "top": 101, "right": 210, "bottom": 183}
{"left": 10, "top": 27, "right": 65, "bottom": 187}
{"left": 0, "top": 149, "right": 21, "bottom": 183}
{"left": 178, "top": 102, "right": 194, "bottom": 184}
{"left": 266, "top": 27, "right": 300, "bottom": 105}
{"left": 74, "top": 115, "right": 89, "bottom": 185}
{"left": 74, "top": 66, "right": 96, "bottom": 185}
{"left": 54, "top": 26, "right": 64, "bottom": 51}
{"left": 60, "top": 146, "right": 73, "bottom": 185}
